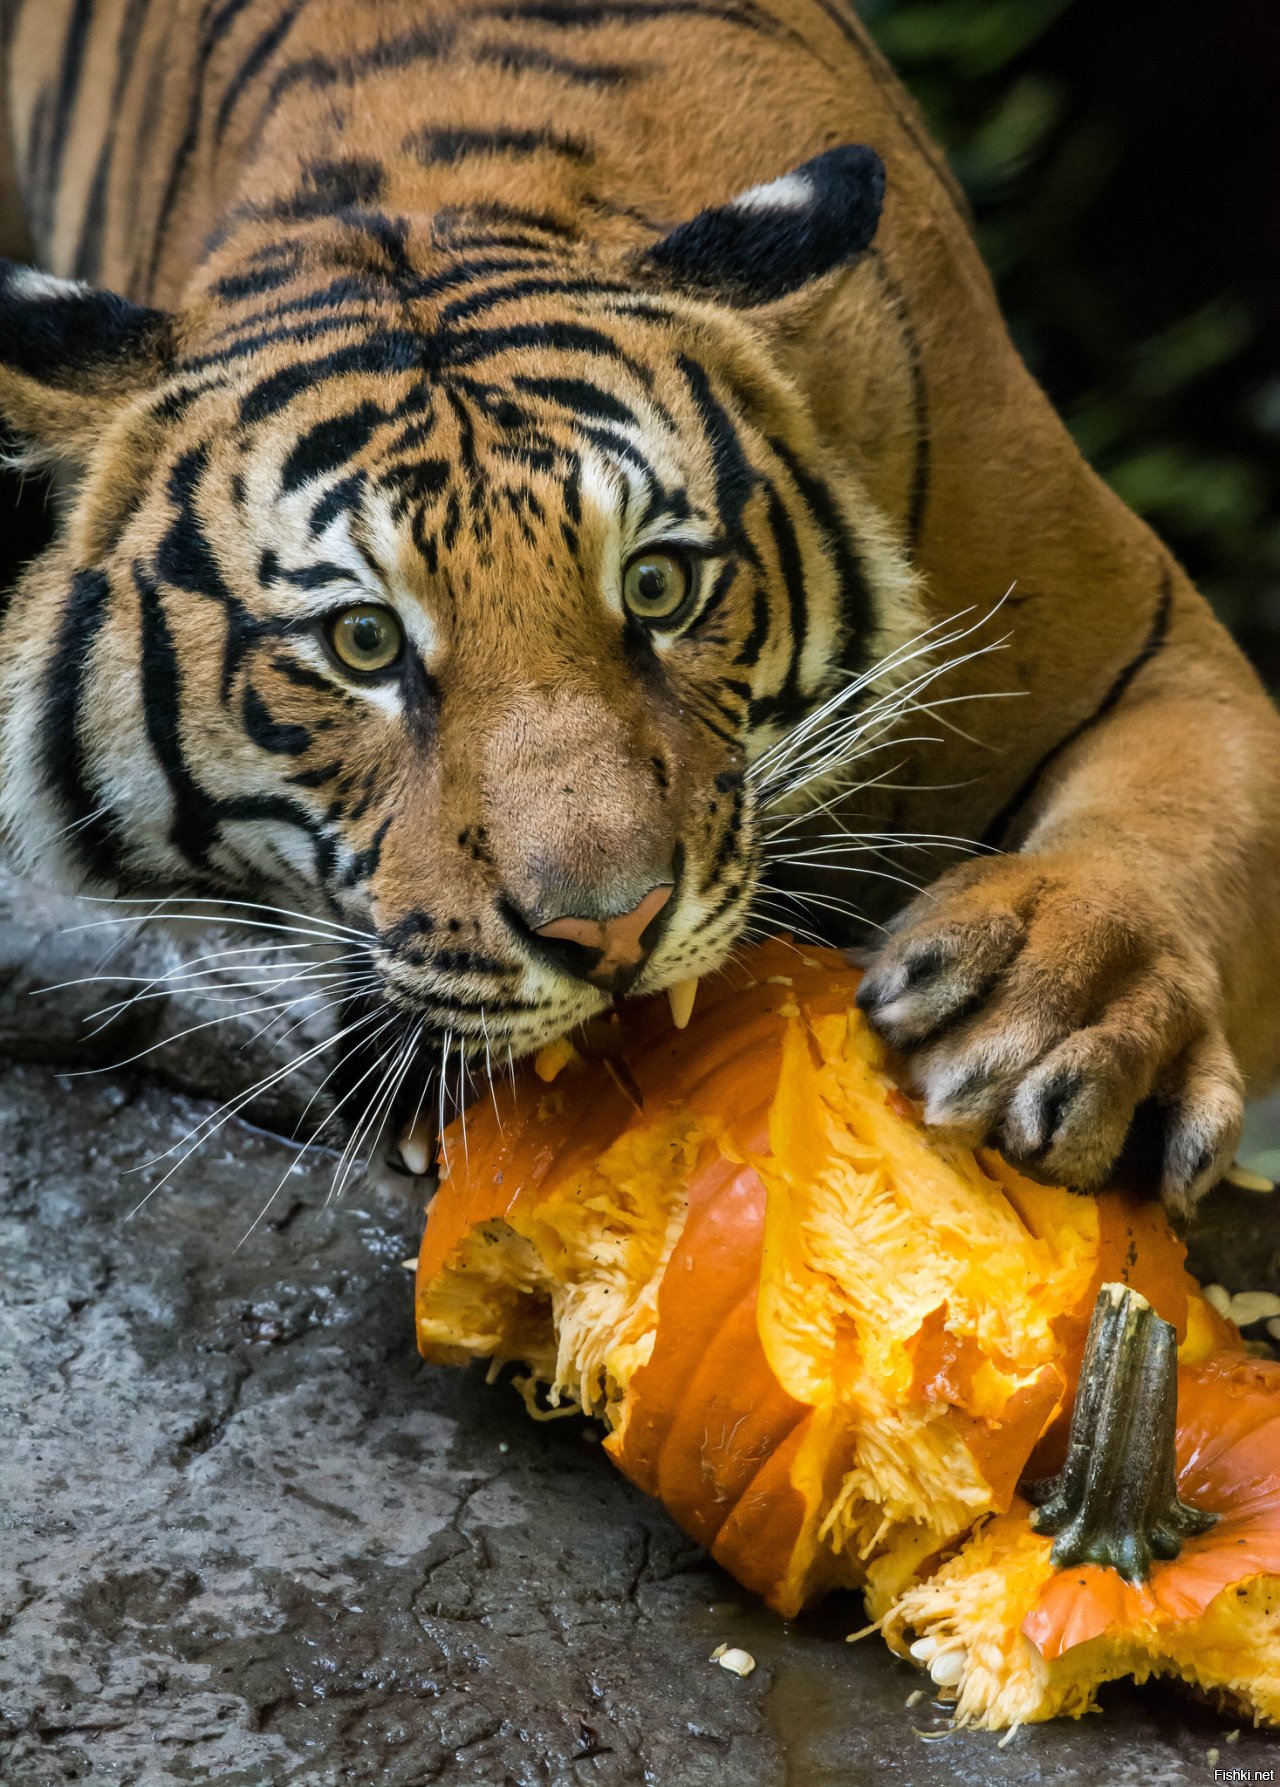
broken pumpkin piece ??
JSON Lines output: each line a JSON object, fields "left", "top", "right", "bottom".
{"left": 415, "top": 938, "right": 1269, "bottom": 1727}
{"left": 880, "top": 1316, "right": 1280, "bottom": 1727}
{"left": 533, "top": 1036, "right": 581, "bottom": 1082}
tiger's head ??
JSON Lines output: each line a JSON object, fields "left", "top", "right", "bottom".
{"left": 0, "top": 145, "right": 916, "bottom": 1084}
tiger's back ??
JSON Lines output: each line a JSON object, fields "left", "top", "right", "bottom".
{"left": 5, "top": 0, "right": 960, "bottom": 297}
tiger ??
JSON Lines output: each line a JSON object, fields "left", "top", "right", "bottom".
{"left": 1, "top": 0, "right": 1278, "bottom": 1205}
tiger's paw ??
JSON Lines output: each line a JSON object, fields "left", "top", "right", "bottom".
{"left": 854, "top": 851, "right": 1244, "bottom": 1215}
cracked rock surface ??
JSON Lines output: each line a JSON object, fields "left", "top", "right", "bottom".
{"left": 2, "top": 889, "right": 1279, "bottom": 1785}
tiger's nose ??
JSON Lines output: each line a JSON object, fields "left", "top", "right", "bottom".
{"left": 533, "top": 883, "right": 673, "bottom": 990}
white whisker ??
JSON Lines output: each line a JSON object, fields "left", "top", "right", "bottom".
{"left": 328, "top": 1023, "right": 416, "bottom": 1206}
{"left": 75, "top": 892, "right": 374, "bottom": 944}
{"left": 125, "top": 1005, "right": 387, "bottom": 1195}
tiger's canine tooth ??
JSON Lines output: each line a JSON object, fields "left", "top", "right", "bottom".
{"left": 1225, "top": 1163, "right": 1276, "bottom": 1193}
{"left": 399, "top": 1127, "right": 431, "bottom": 1176}
{"left": 667, "top": 978, "right": 698, "bottom": 1029}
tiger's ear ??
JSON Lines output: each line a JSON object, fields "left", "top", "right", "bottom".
{"left": 637, "top": 145, "right": 885, "bottom": 307}
{"left": 0, "top": 258, "right": 174, "bottom": 463}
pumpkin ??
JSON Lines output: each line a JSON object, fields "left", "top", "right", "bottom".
{"left": 881, "top": 1296, "right": 1280, "bottom": 1727}
{"left": 414, "top": 938, "right": 1273, "bottom": 1724}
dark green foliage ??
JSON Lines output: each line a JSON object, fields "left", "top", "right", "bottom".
{"left": 863, "top": 0, "right": 1280, "bottom": 687}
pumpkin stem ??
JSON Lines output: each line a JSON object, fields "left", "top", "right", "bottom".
{"left": 1022, "top": 1282, "right": 1215, "bottom": 1583}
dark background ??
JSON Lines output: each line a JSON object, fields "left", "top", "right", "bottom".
{"left": 3, "top": 0, "right": 1279, "bottom": 686}
{"left": 862, "top": 0, "right": 1280, "bottom": 686}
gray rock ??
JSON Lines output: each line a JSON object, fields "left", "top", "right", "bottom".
{"left": 2, "top": 898, "right": 1279, "bottom": 1785}
{"left": 0, "top": 869, "right": 345, "bottom": 1133}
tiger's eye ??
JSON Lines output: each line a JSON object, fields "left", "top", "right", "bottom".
{"left": 622, "top": 550, "right": 694, "bottom": 624}
{"left": 328, "top": 604, "right": 403, "bottom": 675}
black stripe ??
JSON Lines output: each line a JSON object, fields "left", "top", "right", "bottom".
{"left": 686, "top": 559, "right": 739, "bottom": 645}
{"left": 868, "top": 251, "right": 930, "bottom": 556}
{"left": 412, "top": 250, "right": 553, "bottom": 303}
{"left": 436, "top": 200, "right": 579, "bottom": 244}
{"left": 136, "top": 562, "right": 220, "bottom": 868}
{"left": 213, "top": 0, "right": 308, "bottom": 142}
{"left": 387, "top": 992, "right": 543, "bottom": 1020}
{"left": 156, "top": 443, "right": 264, "bottom": 698}
{"left": 379, "top": 453, "right": 450, "bottom": 501}
{"left": 270, "top": 559, "right": 359, "bottom": 589}
{"left": 700, "top": 683, "right": 747, "bottom": 727}
{"left": 188, "top": 288, "right": 393, "bottom": 364}
{"left": 246, "top": 20, "right": 459, "bottom": 144}
{"left": 684, "top": 700, "right": 739, "bottom": 748}
{"left": 379, "top": 909, "right": 435, "bottom": 954}
{"left": 580, "top": 424, "right": 655, "bottom": 485}
{"left": 405, "top": 123, "right": 592, "bottom": 166}
{"left": 202, "top": 202, "right": 415, "bottom": 281}
{"left": 243, "top": 684, "right": 312, "bottom": 754}
{"left": 207, "top": 250, "right": 307, "bottom": 302}
{"left": 677, "top": 355, "right": 757, "bottom": 553}
{"left": 71, "top": 0, "right": 153, "bottom": 281}
{"left": 288, "top": 759, "right": 343, "bottom": 788}
{"left": 442, "top": 320, "right": 656, "bottom": 389}
{"left": 136, "top": 564, "right": 338, "bottom": 880}
{"left": 341, "top": 813, "right": 392, "bottom": 888}
{"left": 767, "top": 435, "right": 874, "bottom": 672}
{"left": 309, "top": 472, "right": 367, "bottom": 536}
{"left": 471, "top": 41, "right": 643, "bottom": 85}
{"left": 513, "top": 374, "right": 640, "bottom": 433}
{"left": 221, "top": 790, "right": 337, "bottom": 879}
{"left": 269, "top": 654, "right": 356, "bottom": 700}
{"left": 981, "top": 571, "right": 1176, "bottom": 849}
{"left": 33, "top": 0, "right": 95, "bottom": 245}
{"left": 435, "top": 271, "right": 632, "bottom": 328}
{"left": 238, "top": 333, "right": 425, "bottom": 424}
{"left": 378, "top": 404, "right": 440, "bottom": 459}
{"left": 144, "top": 0, "right": 263, "bottom": 293}
{"left": 147, "top": 376, "right": 231, "bottom": 430}
{"left": 703, "top": 798, "right": 746, "bottom": 885}
{"left": 738, "top": 578, "right": 770, "bottom": 669}
{"left": 762, "top": 479, "right": 808, "bottom": 715}
{"left": 41, "top": 569, "right": 128, "bottom": 883}
{"left": 202, "top": 266, "right": 387, "bottom": 335}
{"left": 281, "top": 400, "right": 387, "bottom": 491}
{"left": 698, "top": 868, "right": 747, "bottom": 920}
{"left": 157, "top": 445, "right": 236, "bottom": 608}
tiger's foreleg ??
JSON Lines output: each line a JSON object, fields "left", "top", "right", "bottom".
{"left": 855, "top": 574, "right": 1280, "bottom": 1212}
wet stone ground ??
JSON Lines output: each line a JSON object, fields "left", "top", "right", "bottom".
{"left": 2, "top": 882, "right": 1279, "bottom": 1786}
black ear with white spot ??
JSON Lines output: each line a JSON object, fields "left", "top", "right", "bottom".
{"left": 638, "top": 145, "right": 885, "bottom": 307}
{"left": 0, "top": 257, "right": 174, "bottom": 458}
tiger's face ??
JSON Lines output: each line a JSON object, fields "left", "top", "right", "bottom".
{"left": 0, "top": 146, "right": 915, "bottom": 1070}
